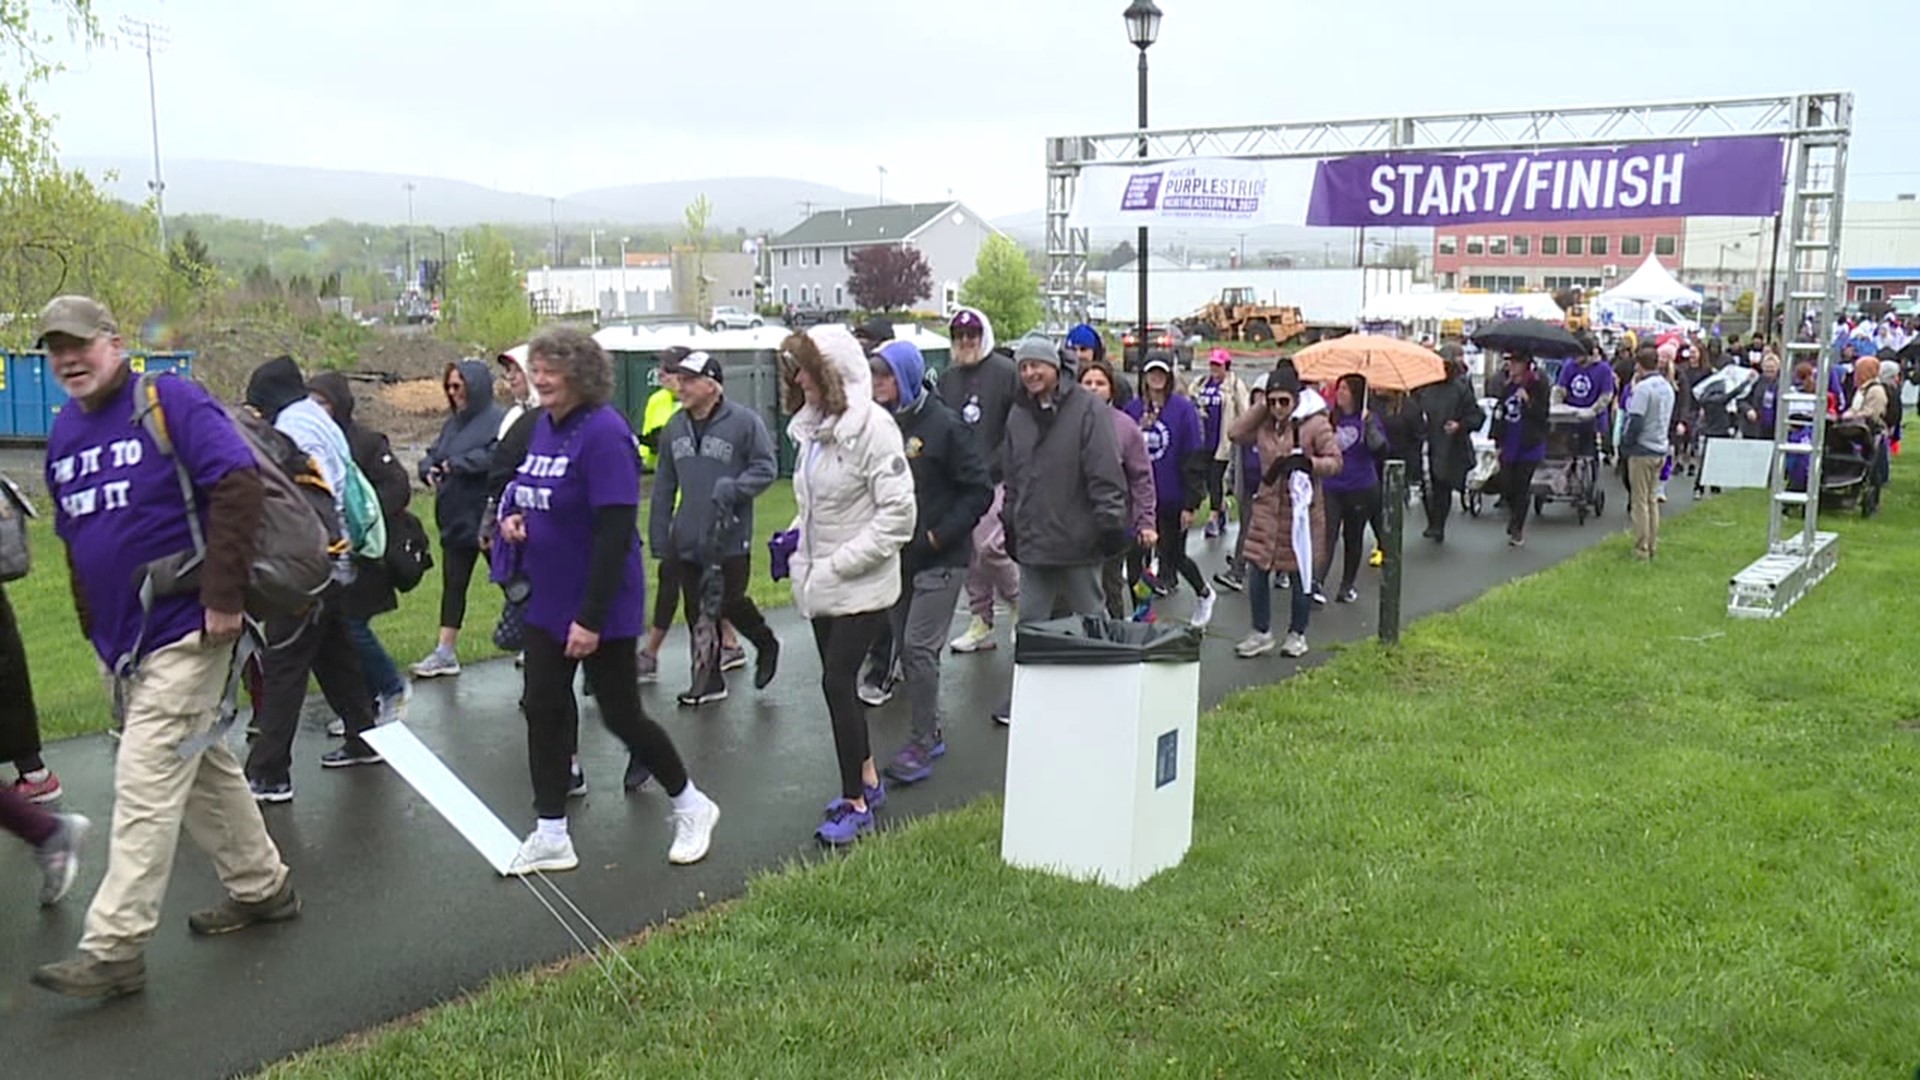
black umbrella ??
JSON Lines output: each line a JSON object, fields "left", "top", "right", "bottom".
{"left": 1471, "top": 318, "right": 1585, "bottom": 359}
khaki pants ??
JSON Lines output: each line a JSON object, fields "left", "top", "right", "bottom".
{"left": 1628, "top": 455, "right": 1663, "bottom": 559}
{"left": 80, "top": 632, "right": 289, "bottom": 962}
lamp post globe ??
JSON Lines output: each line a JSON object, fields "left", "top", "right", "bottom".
{"left": 1124, "top": 0, "right": 1162, "bottom": 49}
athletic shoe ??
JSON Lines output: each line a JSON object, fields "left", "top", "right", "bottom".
{"left": 949, "top": 617, "right": 996, "bottom": 653}
{"left": 992, "top": 709, "right": 1011, "bottom": 727}
{"left": 188, "top": 878, "right": 301, "bottom": 936}
{"left": 325, "top": 717, "right": 346, "bottom": 738}
{"left": 514, "top": 651, "right": 526, "bottom": 669}
{"left": 410, "top": 649, "right": 461, "bottom": 679}
{"left": 12, "top": 770, "right": 62, "bottom": 804}
{"left": 857, "top": 673, "right": 895, "bottom": 707}
{"left": 885, "top": 743, "right": 936, "bottom": 785}
{"left": 1234, "top": 631, "right": 1276, "bottom": 658}
{"left": 35, "top": 813, "right": 89, "bottom": 906}
{"left": 1279, "top": 632, "right": 1309, "bottom": 658}
{"left": 815, "top": 798, "right": 875, "bottom": 846}
{"left": 567, "top": 764, "right": 589, "bottom": 799}
{"left": 677, "top": 683, "right": 729, "bottom": 708}
{"left": 1211, "top": 569, "right": 1245, "bottom": 593}
{"left": 249, "top": 777, "right": 293, "bottom": 804}
{"left": 1336, "top": 586, "right": 1359, "bottom": 604}
{"left": 864, "top": 780, "right": 888, "bottom": 811}
{"left": 506, "top": 831, "right": 578, "bottom": 875}
{"left": 31, "top": 953, "right": 146, "bottom": 999}
{"left": 377, "top": 684, "right": 412, "bottom": 725}
{"left": 754, "top": 637, "right": 780, "bottom": 690}
{"left": 1191, "top": 591, "right": 1216, "bottom": 628}
{"left": 635, "top": 648, "right": 659, "bottom": 682}
{"left": 667, "top": 792, "right": 721, "bottom": 865}
{"left": 719, "top": 644, "right": 748, "bottom": 673}
{"left": 320, "top": 743, "right": 383, "bottom": 769}
{"left": 624, "top": 756, "right": 651, "bottom": 792}
{"left": 1311, "top": 587, "right": 1329, "bottom": 607}
{"left": 1203, "top": 516, "right": 1222, "bottom": 539}
{"left": 1508, "top": 534, "right": 1526, "bottom": 548}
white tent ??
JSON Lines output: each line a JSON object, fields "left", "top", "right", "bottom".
{"left": 1598, "top": 255, "right": 1698, "bottom": 306}
{"left": 1359, "top": 291, "right": 1564, "bottom": 324}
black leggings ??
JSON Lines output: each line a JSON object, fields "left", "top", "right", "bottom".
{"left": 811, "top": 611, "right": 888, "bottom": 800}
{"left": 522, "top": 624, "right": 688, "bottom": 819}
{"left": 438, "top": 543, "right": 483, "bottom": 630}
{"left": 1502, "top": 460, "right": 1540, "bottom": 539}
{"left": 0, "top": 587, "right": 44, "bottom": 772}
{"left": 1315, "top": 486, "right": 1380, "bottom": 593}
{"left": 1205, "top": 460, "right": 1228, "bottom": 517}
{"left": 1153, "top": 507, "right": 1208, "bottom": 595}
{"left": 658, "top": 557, "right": 773, "bottom": 647}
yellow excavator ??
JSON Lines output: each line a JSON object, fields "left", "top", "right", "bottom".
{"left": 1180, "top": 287, "right": 1306, "bottom": 344}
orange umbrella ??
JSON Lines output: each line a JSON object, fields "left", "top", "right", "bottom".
{"left": 1292, "top": 334, "right": 1446, "bottom": 393}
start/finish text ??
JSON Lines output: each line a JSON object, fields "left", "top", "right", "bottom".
{"left": 1367, "top": 153, "right": 1685, "bottom": 219}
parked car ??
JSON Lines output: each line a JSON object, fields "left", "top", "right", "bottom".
{"left": 710, "top": 305, "right": 763, "bottom": 331}
{"left": 786, "top": 304, "right": 850, "bottom": 330}
{"left": 1120, "top": 324, "right": 1195, "bottom": 372}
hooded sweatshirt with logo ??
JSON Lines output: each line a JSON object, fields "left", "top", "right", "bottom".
{"left": 1125, "top": 385, "right": 1207, "bottom": 514}
{"left": 420, "top": 358, "right": 504, "bottom": 548}
{"left": 936, "top": 307, "right": 1021, "bottom": 482}
{"left": 877, "top": 340, "right": 993, "bottom": 572}
{"left": 648, "top": 391, "right": 778, "bottom": 562}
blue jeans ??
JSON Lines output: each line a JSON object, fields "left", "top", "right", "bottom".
{"left": 1247, "top": 567, "right": 1311, "bottom": 636}
{"left": 346, "top": 617, "right": 404, "bottom": 700}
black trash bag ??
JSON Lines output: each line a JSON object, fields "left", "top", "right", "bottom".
{"left": 1013, "top": 615, "right": 1203, "bottom": 666}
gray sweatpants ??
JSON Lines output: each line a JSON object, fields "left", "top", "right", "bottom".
{"left": 997, "top": 563, "right": 1105, "bottom": 718}
{"left": 880, "top": 565, "right": 968, "bottom": 743}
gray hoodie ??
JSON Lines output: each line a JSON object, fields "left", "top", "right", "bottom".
{"left": 936, "top": 306, "right": 1021, "bottom": 481}
{"left": 648, "top": 396, "right": 778, "bottom": 561}
{"left": 1001, "top": 377, "right": 1127, "bottom": 568}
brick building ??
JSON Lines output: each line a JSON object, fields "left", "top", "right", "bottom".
{"left": 1432, "top": 216, "right": 1687, "bottom": 292}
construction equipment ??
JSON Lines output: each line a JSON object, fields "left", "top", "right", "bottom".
{"left": 1179, "top": 287, "right": 1306, "bottom": 344}
{"left": 1552, "top": 287, "right": 1593, "bottom": 334}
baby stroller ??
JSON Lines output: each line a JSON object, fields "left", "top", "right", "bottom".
{"left": 1816, "top": 418, "right": 1886, "bottom": 517}
{"left": 1528, "top": 405, "right": 1606, "bottom": 525}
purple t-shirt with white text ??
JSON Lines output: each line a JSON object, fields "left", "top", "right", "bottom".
{"left": 1194, "top": 377, "right": 1225, "bottom": 449}
{"left": 47, "top": 372, "right": 256, "bottom": 665}
{"left": 513, "top": 404, "right": 647, "bottom": 642}
{"left": 1556, "top": 359, "right": 1616, "bottom": 411}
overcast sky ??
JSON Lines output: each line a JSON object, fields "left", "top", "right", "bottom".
{"left": 35, "top": 0, "right": 1920, "bottom": 220}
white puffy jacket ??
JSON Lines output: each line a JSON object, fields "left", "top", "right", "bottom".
{"left": 786, "top": 325, "right": 917, "bottom": 618}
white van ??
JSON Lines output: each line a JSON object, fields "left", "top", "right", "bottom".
{"left": 1593, "top": 298, "right": 1700, "bottom": 337}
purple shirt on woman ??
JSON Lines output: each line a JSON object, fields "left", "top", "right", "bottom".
{"left": 1324, "top": 410, "right": 1383, "bottom": 494}
{"left": 513, "top": 404, "right": 647, "bottom": 641}
{"left": 1124, "top": 392, "right": 1202, "bottom": 509}
{"left": 47, "top": 372, "right": 256, "bottom": 666}
{"left": 1193, "top": 377, "right": 1226, "bottom": 449}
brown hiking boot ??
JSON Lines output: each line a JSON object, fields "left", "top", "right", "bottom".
{"left": 188, "top": 878, "right": 301, "bottom": 936}
{"left": 32, "top": 952, "right": 147, "bottom": 999}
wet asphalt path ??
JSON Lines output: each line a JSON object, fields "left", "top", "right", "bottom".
{"left": 0, "top": 484, "right": 1692, "bottom": 1079}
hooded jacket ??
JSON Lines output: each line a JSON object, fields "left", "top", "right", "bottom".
{"left": 247, "top": 354, "right": 352, "bottom": 523}
{"left": 936, "top": 307, "right": 1021, "bottom": 482}
{"left": 1415, "top": 373, "right": 1485, "bottom": 490}
{"left": 1002, "top": 375, "right": 1128, "bottom": 568}
{"left": 649, "top": 392, "right": 779, "bottom": 562}
{"left": 420, "top": 358, "right": 504, "bottom": 548}
{"left": 1188, "top": 368, "right": 1252, "bottom": 462}
{"left": 309, "top": 371, "right": 413, "bottom": 618}
{"left": 786, "top": 325, "right": 917, "bottom": 618}
{"left": 877, "top": 340, "right": 993, "bottom": 572}
{"left": 1232, "top": 388, "right": 1341, "bottom": 574}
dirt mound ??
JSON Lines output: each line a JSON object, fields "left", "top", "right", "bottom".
{"left": 383, "top": 379, "right": 451, "bottom": 416}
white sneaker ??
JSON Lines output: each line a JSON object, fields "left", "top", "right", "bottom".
{"left": 411, "top": 649, "right": 461, "bottom": 679}
{"left": 667, "top": 793, "right": 721, "bottom": 865}
{"left": 1234, "top": 631, "right": 1276, "bottom": 658}
{"left": 1191, "top": 591, "right": 1216, "bottom": 628}
{"left": 325, "top": 717, "right": 346, "bottom": 737}
{"left": 377, "top": 684, "right": 412, "bottom": 726}
{"left": 506, "top": 830, "right": 578, "bottom": 875}
{"left": 1279, "top": 632, "right": 1309, "bottom": 658}
{"left": 949, "top": 616, "right": 996, "bottom": 653}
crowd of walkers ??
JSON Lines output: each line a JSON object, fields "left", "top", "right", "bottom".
{"left": 16, "top": 291, "right": 1894, "bottom": 1001}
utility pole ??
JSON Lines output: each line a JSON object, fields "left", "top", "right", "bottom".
{"left": 796, "top": 200, "right": 818, "bottom": 219}
{"left": 877, "top": 165, "right": 887, "bottom": 205}
{"left": 403, "top": 181, "right": 417, "bottom": 290}
{"left": 549, "top": 197, "right": 560, "bottom": 267}
{"left": 120, "top": 15, "right": 170, "bottom": 254}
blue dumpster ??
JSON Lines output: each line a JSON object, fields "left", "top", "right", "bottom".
{"left": 0, "top": 351, "right": 194, "bottom": 439}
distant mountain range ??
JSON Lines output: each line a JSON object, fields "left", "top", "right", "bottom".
{"left": 69, "top": 156, "right": 872, "bottom": 233}
{"left": 988, "top": 207, "right": 1433, "bottom": 261}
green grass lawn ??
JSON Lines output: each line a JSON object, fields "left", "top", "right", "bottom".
{"left": 260, "top": 465, "right": 1920, "bottom": 1078}
{"left": 15, "top": 481, "right": 799, "bottom": 742}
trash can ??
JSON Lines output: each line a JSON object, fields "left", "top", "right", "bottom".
{"left": 1000, "top": 616, "right": 1202, "bottom": 889}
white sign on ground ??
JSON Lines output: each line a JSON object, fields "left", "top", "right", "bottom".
{"left": 1699, "top": 438, "right": 1775, "bottom": 490}
{"left": 362, "top": 722, "right": 521, "bottom": 875}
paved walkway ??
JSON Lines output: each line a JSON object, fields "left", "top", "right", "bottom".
{"left": 0, "top": 491, "right": 1685, "bottom": 1079}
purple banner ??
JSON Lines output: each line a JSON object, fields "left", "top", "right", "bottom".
{"left": 1305, "top": 137, "right": 1786, "bottom": 227}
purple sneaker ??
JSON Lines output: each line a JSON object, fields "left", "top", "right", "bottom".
{"left": 815, "top": 799, "right": 874, "bottom": 846}
{"left": 863, "top": 780, "right": 887, "bottom": 811}
{"left": 885, "top": 744, "right": 934, "bottom": 785}
{"left": 925, "top": 729, "right": 947, "bottom": 758}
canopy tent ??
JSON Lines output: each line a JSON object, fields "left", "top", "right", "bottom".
{"left": 1598, "top": 255, "right": 1699, "bottom": 306}
{"left": 1358, "top": 291, "right": 1565, "bottom": 324}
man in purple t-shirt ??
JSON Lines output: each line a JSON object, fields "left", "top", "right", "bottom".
{"left": 31, "top": 296, "right": 296, "bottom": 1000}
{"left": 1553, "top": 343, "right": 1617, "bottom": 460}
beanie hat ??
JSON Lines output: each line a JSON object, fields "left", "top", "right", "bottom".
{"left": 1065, "top": 324, "right": 1101, "bottom": 349}
{"left": 1013, "top": 336, "right": 1060, "bottom": 368}
{"left": 1267, "top": 359, "right": 1302, "bottom": 396}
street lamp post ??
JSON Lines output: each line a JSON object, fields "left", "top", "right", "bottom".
{"left": 403, "top": 182, "right": 417, "bottom": 291}
{"left": 620, "top": 236, "right": 631, "bottom": 316}
{"left": 1124, "top": 0, "right": 1161, "bottom": 340}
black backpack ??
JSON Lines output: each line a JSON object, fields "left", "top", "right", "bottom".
{"left": 383, "top": 507, "right": 434, "bottom": 592}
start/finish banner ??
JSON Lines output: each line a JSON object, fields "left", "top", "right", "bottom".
{"left": 1068, "top": 157, "right": 1293, "bottom": 230}
{"left": 1305, "top": 136, "right": 1786, "bottom": 227}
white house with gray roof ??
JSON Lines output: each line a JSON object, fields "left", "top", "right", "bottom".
{"left": 768, "top": 201, "right": 1000, "bottom": 315}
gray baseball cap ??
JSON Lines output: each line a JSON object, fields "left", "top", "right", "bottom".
{"left": 36, "top": 295, "right": 118, "bottom": 346}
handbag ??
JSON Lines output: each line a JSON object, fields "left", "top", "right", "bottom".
{"left": 492, "top": 597, "right": 528, "bottom": 652}
{"left": 0, "top": 474, "right": 37, "bottom": 583}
